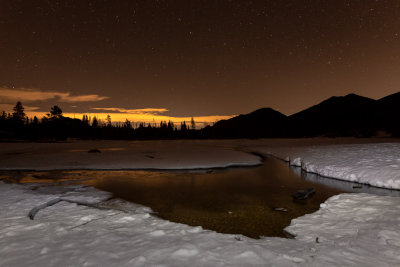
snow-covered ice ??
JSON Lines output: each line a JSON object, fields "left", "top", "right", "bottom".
{"left": 0, "top": 182, "right": 400, "bottom": 266}
{"left": 1, "top": 139, "right": 399, "bottom": 189}
{"left": 1, "top": 139, "right": 400, "bottom": 266}
{"left": 0, "top": 139, "right": 400, "bottom": 192}
{"left": 246, "top": 140, "right": 400, "bottom": 189}
{"left": 0, "top": 140, "right": 261, "bottom": 170}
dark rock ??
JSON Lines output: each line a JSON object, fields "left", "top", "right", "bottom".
{"left": 283, "top": 230, "right": 296, "bottom": 239}
{"left": 234, "top": 236, "right": 243, "bottom": 241}
{"left": 272, "top": 207, "right": 288, "bottom": 212}
{"left": 293, "top": 188, "right": 315, "bottom": 200}
{"left": 88, "top": 148, "right": 101, "bottom": 153}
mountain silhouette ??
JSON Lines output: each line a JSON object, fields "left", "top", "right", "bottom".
{"left": 377, "top": 92, "right": 400, "bottom": 136}
{"left": 288, "top": 93, "right": 378, "bottom": 137}
{"left": 205, "top": 108, "right": 287, "bottom": 138}
{"left": 2, "top": 92, "right": 398, "bottom": 140}
{"left": 207, "top": 92, "right": 399, "bottom": 138}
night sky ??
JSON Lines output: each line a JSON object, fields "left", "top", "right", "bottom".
{"left": 1, "top": 0, "right": 400, "bottom": 124}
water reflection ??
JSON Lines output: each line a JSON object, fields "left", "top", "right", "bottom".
{"left": 1, "top": 157, "right": 399, "bottom": 238}
{"left": 72, "top": 159, "right": 364, "bottom": 238}
{"left": 290, "top": 167, "right": 400, "bottom": 197}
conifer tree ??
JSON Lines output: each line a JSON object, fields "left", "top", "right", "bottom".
{"left": 106, "top": 114, "right": 112, "bottom": 127}
{"left": 190, "top": 117, "right": 196, "bottom": 130}
{"left": 49, "top": 105, "right": 63, "bottom": 119}
{"left": 181, "top": 121, "right": 187, "bottom": 131}
{"left": 124, "top": 119, "right": 132, "bottom": 128}
{"left": 12, "top": 101, "right": 25, "bottom": 123}
{"left": 92, "top": 116, "right": 98, "bottom": 128}
{"left": 33, "top": 116, "right": 39, "bottom": 125}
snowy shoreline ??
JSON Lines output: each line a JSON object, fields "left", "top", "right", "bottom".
{"left": 1, "top": 139, "right": 400, "bottom": 266}
{"left": 244, "top": 141, "right": 400, "bottom": 190}
{"left": 0, "top": 140, "right": 262, "bottom": 171}
{"left": 1, "top": 181, "right": 400, "bottom": 266}
{"left": 1, "top": 139, "right": 399, "bottom": 190}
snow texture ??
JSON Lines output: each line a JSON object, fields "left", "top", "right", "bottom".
{"left": 2, "top": 139, "right": 399, "bottom": 189}
{"left": 1, "top": 139, "right": 400, "bottom": 266}
{"left": 1, "top": 182, "right": 400, "bottom": 266}
{"left": 248, "top": 141, "right": 400, "bottom": 189}
{"left": 0, "top": 140, "right": 261, "bottom": 170}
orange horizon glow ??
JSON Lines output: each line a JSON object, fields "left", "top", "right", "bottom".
{"left": 23, "top": 111, "right": 234, "bottom": 128}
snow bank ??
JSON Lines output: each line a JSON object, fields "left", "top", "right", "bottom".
{"left": 1, "top": 182, "right": 400, "bottom": 266}
{"left": 285, "top": 193, "right": 400, "bottom": 266}
{"left": 0, "top": 140, "right": 261, "bottom": 170}
{"left": 247, "top": 141, "right": 400, "bottom": 189}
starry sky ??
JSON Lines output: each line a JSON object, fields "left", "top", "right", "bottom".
{"left": 1, "top": 0, "right": 400, "bottom": 124}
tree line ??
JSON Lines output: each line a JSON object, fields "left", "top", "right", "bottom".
{"left": 0, "top": 102, "right": 204, "bottom": 141}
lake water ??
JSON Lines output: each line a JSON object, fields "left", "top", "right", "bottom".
{"left": 1, "top": 157, "right": 399, "bottom": 238}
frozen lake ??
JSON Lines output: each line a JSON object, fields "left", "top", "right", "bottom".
{"left": 1, "top": 140, "right": 400, "bottom": 266}
{"left": 2, "top": 156, "right": 398, "bottom": 238}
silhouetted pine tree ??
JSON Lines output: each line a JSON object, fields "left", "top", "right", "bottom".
{"left": 124, "top": 119, "right": 132, "bottom": 129}
{"left": 49, "top": 105, "right": 63, "bottom": 119}
{"left": 190, "top": 117, "right": 196, "bottom": 130}
{"left": 12, "top": 101, "right": 25, "bottom": 126}
{"left": 33, "top": 116, "right": 39, "bottom": 125}
{"left": 181, "top": 121, "right": 187, "bottom": 131}
{"left": 106, "top": 114, "right": 112, "bottom": 127}
{"left": 82, "top": 115, "right": 90, "bottom": 125}
{"left": 92, "top": 116, "right": 98, "bottom": 128}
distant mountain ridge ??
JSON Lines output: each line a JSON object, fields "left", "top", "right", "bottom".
{"left": 204, "top": 92, "right": 400, "bottom": 138}
{"left": 288, "top": 93, "right": 379, "bottom": 137}
{"left": 210, "top": 108, "right": 287, "bottom": 138}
